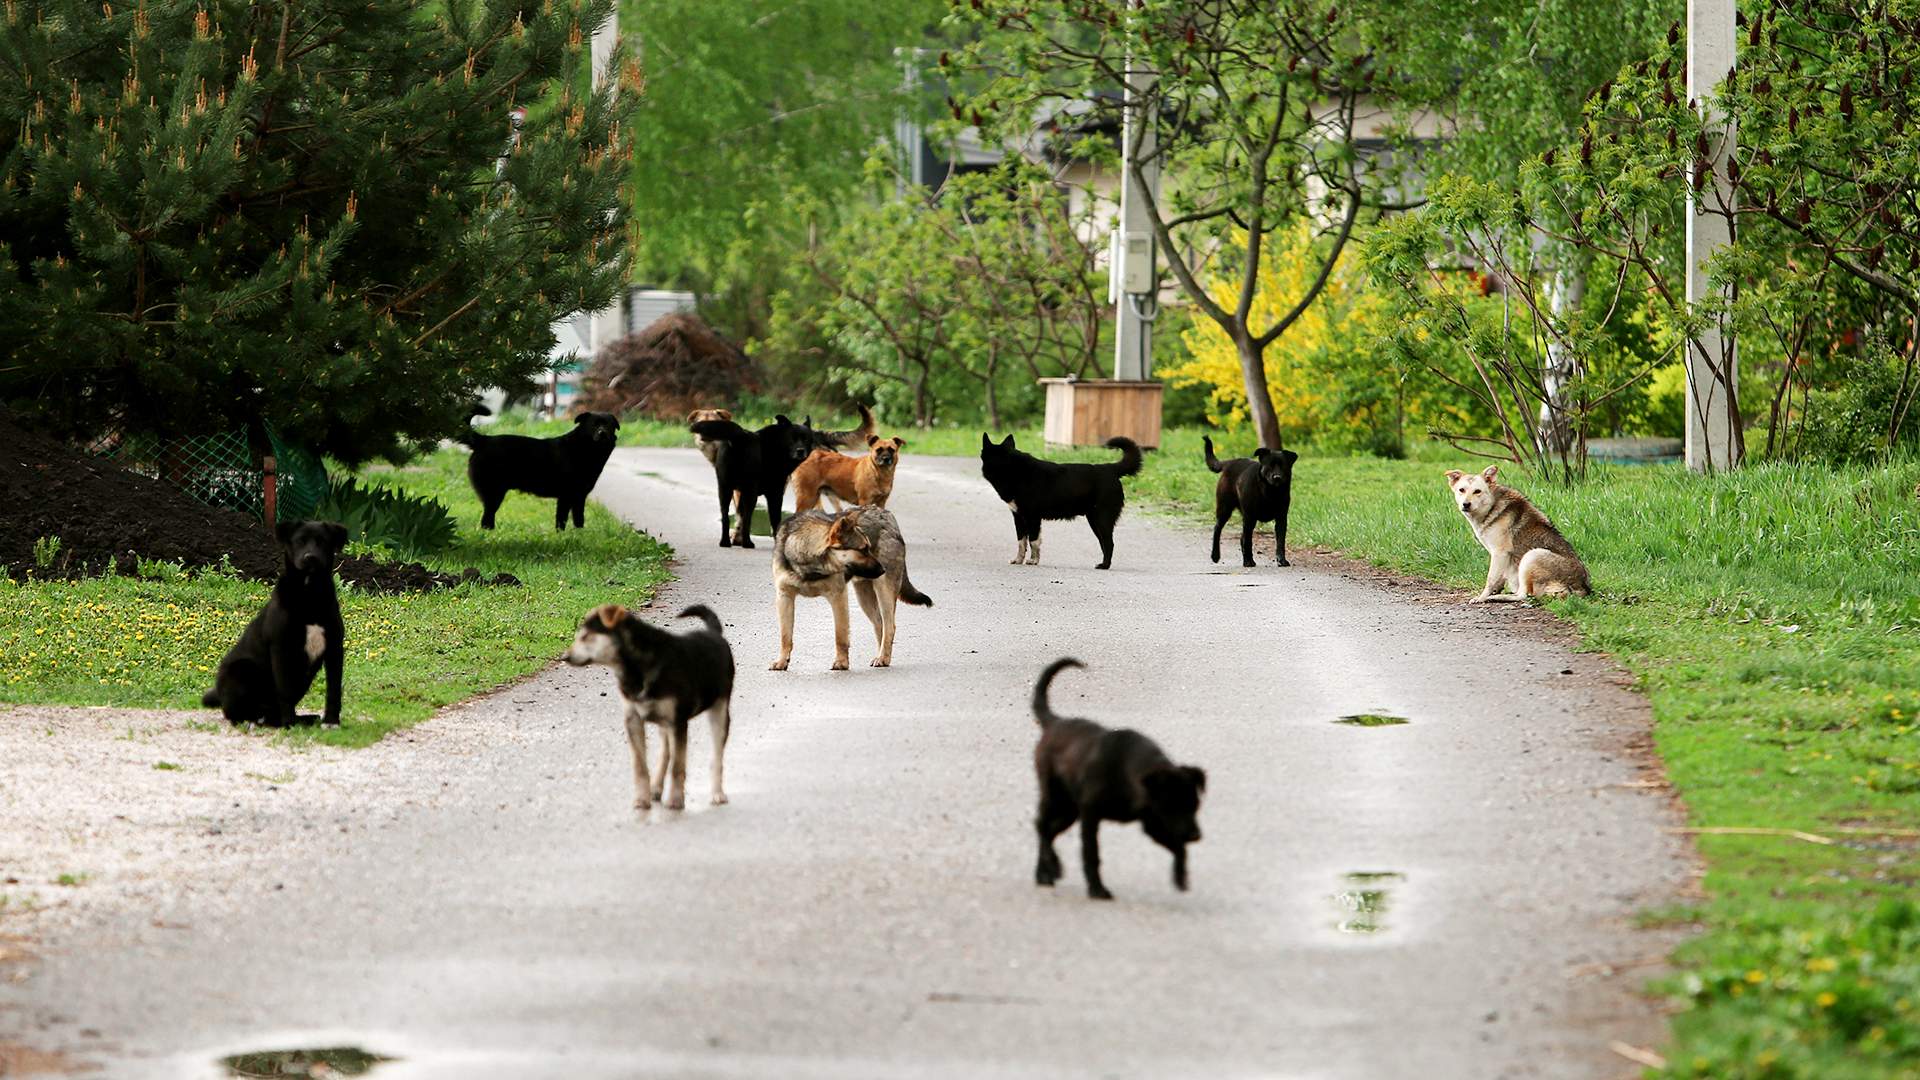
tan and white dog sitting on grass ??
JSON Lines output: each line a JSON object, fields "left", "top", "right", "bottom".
{"left": 1445, "top": 465, "right": 1591, "bottom": 602}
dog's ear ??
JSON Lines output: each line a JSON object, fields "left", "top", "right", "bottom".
{"left": 981, "top": 432, "right": 992, "bottom": 450}
{"left": 1280, "top": 449, "right": 1298, "bottom": 467}
{"left": 867, "top": 434, "right": 880, "bottom": 447}
{"left": 1254, "top": 448, "right": 1269, "bottom": 459}
{"left": 891, "top": 437, "right": 906, "bottom": 449}
{"left": 322, "top": 522, "right": 349, "bottom": 553}
{"left": 606, "top": 413, "right": 620, "bottom": 430}
{"left": 573, "top": 413, "right": 590, "bottom": 425}
{"left": 1183, "top": 765, "right": 1207, "bottom": 794}
{"left": 1444, "top": 469, "right": 1464, "bottom": 483}
{"left": 686, "top": 410, "right": 701, "bottom": 425}
{"left": 775, "top": 414, "right": 792, "bottom": 426}
{"left": 274, "top": 520, "right": 296, "bottom": 545}
{"left": 1481, "top": 464, "right": 1499, "bottom": 482}
{"left": 716, "top": 409, "right": 732, "bottom": 421}
{"left": 1001, "top": 434, "right": 1016, "bottom": 448}
{"left": 588, "top": 603, "right": 629, "bottom": 630}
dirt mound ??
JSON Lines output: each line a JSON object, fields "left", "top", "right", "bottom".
{"left": 0, "top": 410, "right": 512, "bottom": 593}
{"left": 573, "top": 312, "right": 759, "bottom": 419}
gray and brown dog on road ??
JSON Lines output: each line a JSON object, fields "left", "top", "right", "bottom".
{"left": 565, "top": 603, "right": 735, "bottom": 811}
{"left": 769, "top": 506, "right": 932, "bottom": 671}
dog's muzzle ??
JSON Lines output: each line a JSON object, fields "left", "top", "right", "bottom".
{"left": 848, "top": 562, "right": 885, "bottom": 579}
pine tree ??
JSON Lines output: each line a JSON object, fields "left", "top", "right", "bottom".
{"left": 0, "top": 0, "right": 633, "bottom": 462}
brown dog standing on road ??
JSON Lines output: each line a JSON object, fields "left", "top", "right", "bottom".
{"left": 1445, "top": 465, "right": 1591, "bottom": 601}
{"left": 790, "top": 435, "right": 904, "bottom": 512}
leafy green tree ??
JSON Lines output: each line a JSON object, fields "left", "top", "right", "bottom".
{"left": 620, "top": 0, "right": 944, "bottom": 333}
{"left": 1, "top": 0, "right": 631, "bottom": 462}
{"left": 952, "top": 0, "right": 1435, "bottom": 450}
{"left": 769, "top": 162, "right": 1105, "bottom": 428}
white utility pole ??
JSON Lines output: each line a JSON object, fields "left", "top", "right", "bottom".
{"left": 1685, "top": 0, "right": 1740, "bottom": 471}
{"left": 1112, "top": 44, "right": 1159, "bottom": 381}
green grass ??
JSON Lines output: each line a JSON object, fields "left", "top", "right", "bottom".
{"left": 0, "top": 449, "right": 670, "bottom": 748}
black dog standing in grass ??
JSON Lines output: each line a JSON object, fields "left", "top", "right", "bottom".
{"left": 688, "top": 414, "right": 820, "bottom": 548}
{"left": 979, "top": 433, "right": 1141, "bottom": 569}
{"left": 1204, "top": 436, "right": 1297, "bottom": 568}
{"left": 458, "top": 412, "right": 620, "bottom": 531}
{"left": 1031, "top": 658, "right": 1206, "bottom": 901}
{"left": 202, "top": 521, "right": 348, "bottom": 727}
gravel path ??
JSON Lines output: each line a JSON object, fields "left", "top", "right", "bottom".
{"left": 0, "top": 447, "right": 1692, "bottom": 1078}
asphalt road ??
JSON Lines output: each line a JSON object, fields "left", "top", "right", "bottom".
{"left": 6, "top": 447, "right": 1690, "bottom": 1079}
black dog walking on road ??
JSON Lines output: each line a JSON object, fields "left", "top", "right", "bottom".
{"left": 1204, "top": 436, "right": 1297, "bottom": 568}
{"left": 202, "top": 521, "right": 349, "bottom": 727}
{"left": 979, "top": 434, "right": 1141, "bottom": 569}
{"left": 1031, "top": 658, "right": 1206, "bottom": 901}
{"left": 689, "top": 414, "right": 820, "bottom": 548}
{"left": 458, "top": 412, "right": 620, "bottom": 531}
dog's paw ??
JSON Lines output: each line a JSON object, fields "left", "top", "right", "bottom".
{"left": 1087, "top": 885, "right": 1114, "bottom": 901}
{"left": 869, "top": 657, "right": 890, "bottom": 668}
{"left": 769, "top": 658, "right": 789, "bottom": 671}
{"left": 633, "top": 796, "right": 652, "bottom": 811}
{"left": 664, "top": 795, "right": 685, "bottom": 811}
{"left": 1010, "top": 556, "right": 1024, "bottom": 565}
{"left": 1241, "top": 559, "right": 1256, "bottom": 568}
{"left": 1467, "top": 594, "right": 1490, "bottom": 604}
{"left": 710, "top": 791, "right": 729, "bottom": 806}
{"left": 738, "top": 538, "right": 756, "bottom": 549}
{"left": 1036, "top": 871, "right": 1057, "bottom": 887}
{"left": 1093, "top": 562, "right": 1110, "bottom": 570}
{"left": 830, "top": 658, "right": 849, "bottom": 671}
{"left": 1210, "top": 552, "right": 1220, "bottom": 564}
{"left": 1275, "top": 558, "right": 1290, "bottom": 567}
{"left": 719, "top": 537, "right": 732, "bottom": 548}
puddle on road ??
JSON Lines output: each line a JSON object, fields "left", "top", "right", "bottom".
{"left": 1331, "top": 871, "right": 1406, "bottom": 934}
{"left": 1334, "top": 713, "right": 1409, "bottom": 727}
{"left": 221, "top": 1045, "right": 395, "bottom": 1077}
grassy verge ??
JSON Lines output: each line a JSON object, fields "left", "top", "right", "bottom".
{"left": 1113, "top": 432, "right": 1919, "bottom": 1078}
{"left": 0, "top": 449, "right": 669, "bottom": 748}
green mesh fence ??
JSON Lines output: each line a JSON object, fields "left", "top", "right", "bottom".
{"left": 92, "top": 424, "right": 329, "bottom": 523}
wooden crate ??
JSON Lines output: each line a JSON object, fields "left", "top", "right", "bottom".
{"left": 1039, "top": 379, "right": 1165, "bottom": 449}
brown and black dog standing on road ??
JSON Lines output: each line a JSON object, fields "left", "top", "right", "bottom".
{"left": 564, "top": 603, "right": 736, "bottom": 811}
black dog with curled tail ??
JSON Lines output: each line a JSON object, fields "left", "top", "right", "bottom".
{"left": 1030, "top": 658, "right": 1206, "bottom": 901}
{"left": 1204, "top": 435, "right": 1296, "bottom": 568}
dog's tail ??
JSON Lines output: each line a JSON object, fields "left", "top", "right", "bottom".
{"left": 1105, "top": 436, "right": 1143, "bottom": 478}
{"left": 677, "top": 605, "right": 725, "bottom": 636}
{"left": 690, "top": 418, "right": 754, "bottom": 444}
{"left": 1203, "top": 435, "right": 1225, "bottom": 473}
{"left": 819, "top": 402, "right": 877, "bottom": 450}
{"left": 898, "top": 572, "right": 933, "bottom": 608}
{"left": 1032, "top": 657, "right": 1084, "bottom": 728}
{"left": 200, "top": 688, "right": 220, "bottom": 709}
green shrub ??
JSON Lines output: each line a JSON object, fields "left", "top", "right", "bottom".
{"left": 313, "top": 477, "right": 458, "bottom": 560}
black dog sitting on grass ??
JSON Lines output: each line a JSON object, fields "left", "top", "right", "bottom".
{"left": 1204, "top": 435, "right": 1297, "bottom": 568}
{"left": 1031, "top": 658, "right": 1206, "bottom": 901}
{"left": 458, "top": 412, "right": 620, "bottom": 531}
{"left": 202, "top": 521, "right": 348, "bottom": 727}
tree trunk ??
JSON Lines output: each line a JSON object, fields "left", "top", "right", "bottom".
{"left": 1236, "top": 333, "right": 1284, "bottom": 449}
{"left": 1536, "top": 261, "right": 1584, "bottom": 456}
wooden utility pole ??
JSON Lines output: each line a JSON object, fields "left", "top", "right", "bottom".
{"left": 1685, "top": 0, "right": 1741, "bottom": 471}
